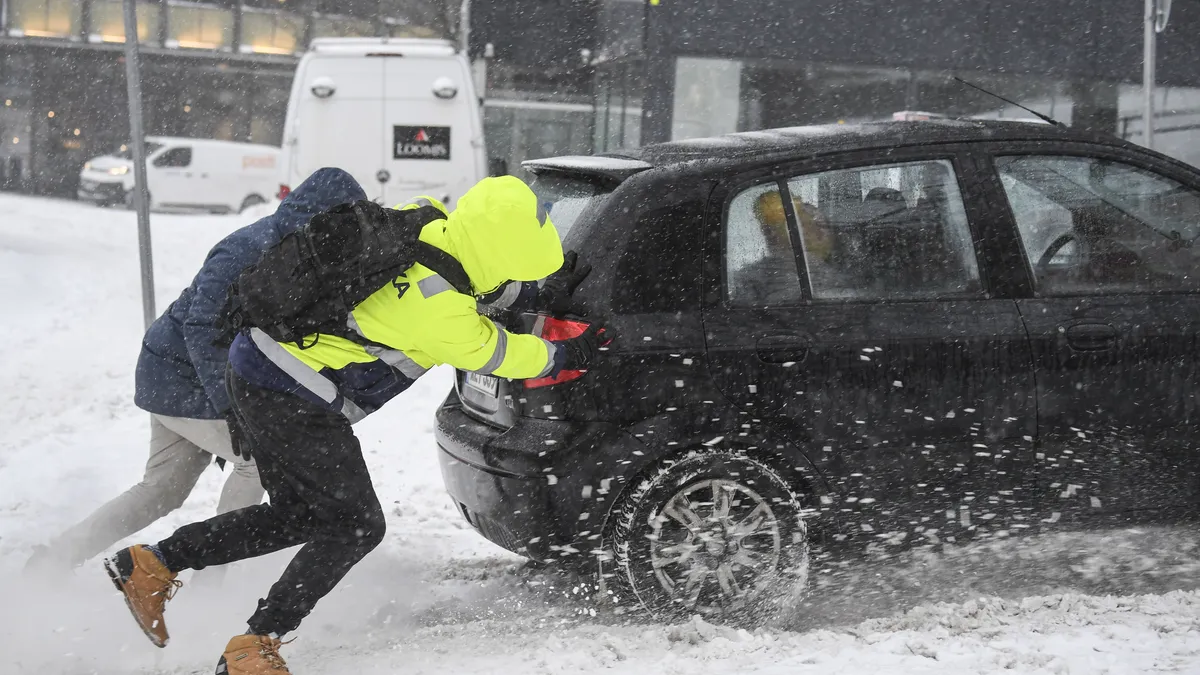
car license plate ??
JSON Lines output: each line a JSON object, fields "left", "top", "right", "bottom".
{"left": 464, "top": 371, "right": 499, "bottom": 397}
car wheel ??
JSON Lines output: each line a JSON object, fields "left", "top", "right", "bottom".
{"left": 123, "top": 189, "right": 149, "bottom": 211}
{"left": 603, "top": 447, "right": 810, "bottom": 625}
{"left": 239, "top": 194, "right": 267, "bottom": 213}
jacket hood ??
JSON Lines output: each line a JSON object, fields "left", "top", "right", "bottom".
{"left": 274, "top": 167, "right": 367, "bottom": 235}
{"left": 441, "top": 176, "right": 564, "bottom": 295}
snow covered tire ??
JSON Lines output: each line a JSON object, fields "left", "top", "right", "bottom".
{"left": 603, "top": 447, "right": 810, "bottom": 626}
{"left": 239, "top": 194, "right": 267, "bottom": 213}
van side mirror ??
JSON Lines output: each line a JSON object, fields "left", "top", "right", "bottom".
{"left": 488, "top": 157, "right": 508, "bottom": 177}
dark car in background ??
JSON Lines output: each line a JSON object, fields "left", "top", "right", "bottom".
{"left": 435, "top": 120, "right": 1200, "bottom": 622}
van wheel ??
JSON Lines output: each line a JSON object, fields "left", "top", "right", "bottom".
{"left": 239, "top": 194, "right": 266, "bottom": 213}
{"left": 602, "top": 448, "right": 810, "bottom": 626}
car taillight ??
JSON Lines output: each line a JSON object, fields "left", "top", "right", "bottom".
{"left": 277, "top": 184, "right": 291, "bottom": 200}
{"left": 524, "top": 316, "right": 590, "bottom": 389}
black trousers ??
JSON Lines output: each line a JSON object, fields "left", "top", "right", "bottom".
{"left": 156, "top": 369, "right": 385, "bottom": 636}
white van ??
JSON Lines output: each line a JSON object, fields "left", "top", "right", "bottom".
{"left": 278, "top": 38, "right": 488, "bottom": 208}
{"left": 77, "top": 136, "right": 280, "bottom": 213}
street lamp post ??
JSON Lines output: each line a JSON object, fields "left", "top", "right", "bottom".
{"left": 1143, "top": 0, "right": 1173, "bottom": 151}
{"left": 122, "top": 0, "right": 156, "bottom": 329}
{"left": 459, "top": 0, "right": 470, "bottom": 54}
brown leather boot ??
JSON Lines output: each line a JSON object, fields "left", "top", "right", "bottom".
{"left": 215, "top": 634, "right": 292, "bottom": 674}
{"left": 103, "top": 545, "right": 182, "bottom": 648}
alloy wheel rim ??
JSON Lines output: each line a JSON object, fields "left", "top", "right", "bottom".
{"left": 648, "top": 479, "right": 782, "bottom": 614}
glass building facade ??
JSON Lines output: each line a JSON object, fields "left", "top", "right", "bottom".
{"left": 3, "top": 0, "right": 1198, "bottom": 196}
{"left": 593, "top": 0, "right": 1200, "bottom": 170}
{"left": 667, "top": 57, "right": 1200, "bottom": 168}
{"left": 0, "top": 0, "right": 448, "bottom": 195}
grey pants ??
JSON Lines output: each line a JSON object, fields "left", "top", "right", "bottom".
{"left": 51, "top": 414, "right": 264, "bottom": 568}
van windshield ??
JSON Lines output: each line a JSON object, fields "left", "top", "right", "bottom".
{"left": 530, "top": 174, "right": 613, "bottom": 240}
{"left": 111, "top": 142, "right": 163, "bottom": 159}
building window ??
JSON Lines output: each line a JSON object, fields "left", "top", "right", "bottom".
{"left": 668, "top": 57, "right": 1079, "bottom": 143}
{"left": 672, "top": 57, "right": 742, "bottom": 141}
{"left": 1116, "top": 84, "right": 1200, "bottom": 168}
{"left": 0, "top": 93, "right": 31, "bottom": 190}
{"left": 312, "top": 0, "right": 381, "bottom": 19}
{"left": 167, "top": 1, "right": 232, "bottom": 50}
{"left": 88, "top": 0, "right": 161, "bottom": 44}
{"left": 7, "top": 0, "right": 81, "bottom": 39}
{"left": 241, "top": 0, "right": 301, "bottom": 8}
{"left": 311, "top": 14, "right": 375, "bottom": 39}
{"left": 594, "top": 60, "right": 643, "bottom": 152}
{"left": 241, "top": 7, "right": 302, "bottom": 55}
{"left": 386, "top": 21, "right": 441, "bottom": 39}
{"left": 247, "top": 83, "right": 290, "bottom": 145}
{"left": 379, "top": 0, "right": 445, "bottom": 38}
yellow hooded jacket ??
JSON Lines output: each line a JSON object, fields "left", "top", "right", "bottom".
{"left": 240, "top": 176, "right": 564, "bottom": 421}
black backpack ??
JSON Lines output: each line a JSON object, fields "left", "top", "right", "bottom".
{"left": 215, "top": 200, "right": 471, "bottom": 348}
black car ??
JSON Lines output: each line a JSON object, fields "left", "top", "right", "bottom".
{"left": 435, "top": 120, "right": 1200, "bottom": 621}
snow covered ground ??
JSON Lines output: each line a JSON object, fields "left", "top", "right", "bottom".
{"left": 1, "top": 194, "right": 1199, "bottom": 674}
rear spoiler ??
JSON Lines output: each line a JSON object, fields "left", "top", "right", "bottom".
{"left": 521, "top": 155, "right": 652, "bottom": 184}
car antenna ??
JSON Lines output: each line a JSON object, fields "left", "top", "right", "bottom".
{"left": 951, "top": 76, "right": 1065, "bottom": 128}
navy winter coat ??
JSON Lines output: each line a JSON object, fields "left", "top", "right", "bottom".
{"left": 134, "top": 168, "right": 367, "bottom": 420}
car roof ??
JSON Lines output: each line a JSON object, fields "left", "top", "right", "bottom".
{"left": 145, "top": 136, "right": 279, "bottom": 151}
{"left": 528, "top": 120, "right": 1134, "bottom": 181}
{"left": 307, "top": 37, "right": 457, "bottom": 57}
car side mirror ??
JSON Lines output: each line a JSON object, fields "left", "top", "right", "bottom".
{"left": 488, "top": 157, "right": 508, "bottom": 177}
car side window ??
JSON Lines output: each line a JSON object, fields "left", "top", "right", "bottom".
{"left": 153, "top": 147, "right": 192, "bottom": 168}
{"left": 996, "top": 155, "right": 1200, "bottom": 295}
{"left": 725, "top": 183, "right": 803, "bottom": 306}
{"left": 787, "top": 159, "right": 983, "bottom": 301}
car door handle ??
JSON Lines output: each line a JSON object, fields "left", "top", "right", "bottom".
{"left": 1065, "top": 323, "right": 1117, "bottom": 351}
{"left": 756, "top": 335, "right": 810, "bottom": 364}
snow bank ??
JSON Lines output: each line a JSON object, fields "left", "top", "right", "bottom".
{"left": 1, "top": 195, "right": 1198, "bottom": 674}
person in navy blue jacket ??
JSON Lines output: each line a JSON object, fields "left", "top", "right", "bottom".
{"left": 26, "top": 168, "right": 367, "bottom": 573}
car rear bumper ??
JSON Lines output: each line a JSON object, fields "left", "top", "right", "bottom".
{"left": 434, "top": 390, "right": 646, "bottom": 566}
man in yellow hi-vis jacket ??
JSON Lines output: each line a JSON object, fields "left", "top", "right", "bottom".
{"left": 101, "top": 176, "right": 603, "bottom": 674}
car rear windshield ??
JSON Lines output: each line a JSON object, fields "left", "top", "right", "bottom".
{"left": 111, "top": 142, "right": 164, "bottom": 159}
{"left": 530, "top": 173, "right": 613, "bottom": 239}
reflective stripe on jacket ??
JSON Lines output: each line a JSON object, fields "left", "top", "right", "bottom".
{"left": 135, "top": 168, "right": 366, "bottom": 419}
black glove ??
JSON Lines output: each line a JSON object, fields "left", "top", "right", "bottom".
{"left": 537, "top": 250, "right": 592, "bottom": 315}
{"left": 556, "top": 323, "right": 610, "bottom": 371}
{"left": 223, "top": 410, "right": 251, "bottom": 462}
